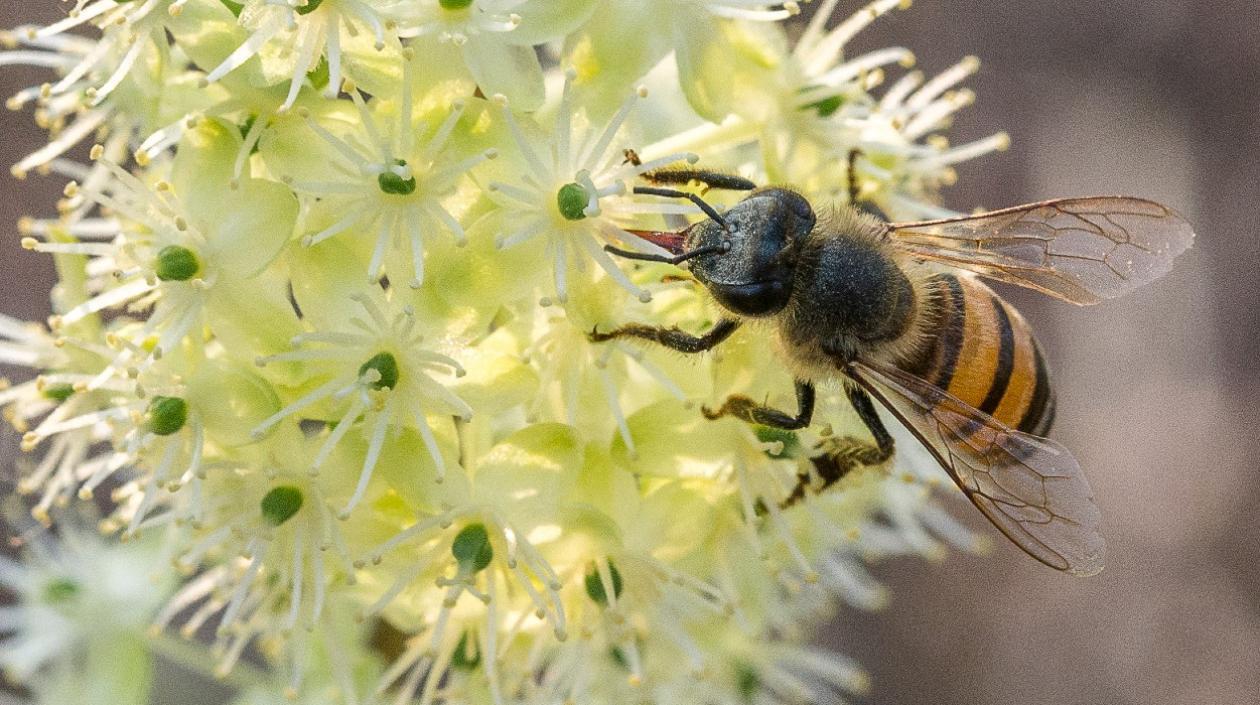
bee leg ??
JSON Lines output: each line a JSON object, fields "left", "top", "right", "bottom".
{"left": 588, "top": 318, "right": 741, "bottom": 354}
{"left": 847, "top": 149, "right": 863, "bottom": 205}
{"left": 845, "top": 384, "right": 895, "bottom": 463}
{"left": 780, "top": 443, "right": 855, "bottom": 509}
{"left": 846, "top": 149, "right": 890, "bottom": 220}
{"left": 641, "top": 168, "right": 758, "bottom": 192}
{"left": 779, "top": 386, "right": 895, "bottom": 508}
{"left": 702, "top": 380, "right": 815, "bottom": 430}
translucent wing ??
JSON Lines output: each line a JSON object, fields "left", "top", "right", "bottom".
{"left": 849, "top": 359, "right": 1105, "bottom": 576}
{"left": 887, "top": 197, "right": 1194, "bottom": 304}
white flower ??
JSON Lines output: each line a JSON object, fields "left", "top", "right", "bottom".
{"left": 487, "top": 72, "right": 698, "bottom": 303}
{"left": 294, "top": 68, "right": 494, "bottom": 288}
{"left": 152, "top": 454, "right": 358, "bottom": 684}
{"left": 567, "top": 0, "right": 802, "bottom": 120}
{"left": 0, "top": 513, "right": 171, "bottom": 687}
{"left": 644, "top": 0, "right": 1009, "bottom": 217}
{"left": 395, "top": 0, "right": 541, "bottom": 109}
{"left": 204, "top": 0, "right": 408, "bottom": 111}
{"left": 253, "top": 291, "right": 471, "bottom": 516}
{"left": 0, "top": 0, "right": 209, "bottom": 179}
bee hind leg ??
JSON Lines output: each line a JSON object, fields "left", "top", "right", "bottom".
{"left": 780, "top": 386, "right": 895, "bottom": 508}
{"left": 703, "top": 380, "right": 815, "bottom": 430}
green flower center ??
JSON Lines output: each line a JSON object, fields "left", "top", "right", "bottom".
{"left": 154, "top": 245, "right": 201, "bottom": 282}
{"left": 260, "top": 485, "right": 304, "bottom": 526}
{"left": 147, "top": 396, "right": 188, "bottom": 436}
{"left": 42, "top": 383, "right": 75, "bottom": 402}
{"left": 378, "top": 160, "right": 418, "bottom": 196}
{"left": 439, "top": 0, "right": 474, "bottom": 10}
{"left": 805, "top": 94, "right": 844, "bottom": 117}
{"left": 736, "top": 664, "right": 760, "bottom": 702}
{"left": 583, "top": 560, "right": 624, "bottom": 606}
{"left": 44, "top": 578, "right": 80, "bottom": 603}
{"left": 450, "top": 633, "right": 481, "bottom": 671}
{"left": 307, "top": 56, "right": 331, "bottom": 91}
{"left": 754, "top": 426, "right": 800, "bottom": 458}
{"left": 358, "top": 352, "right": 400, "bottom": 390}
{"left": 556, "top": 182, "right": 589, "bottom": 221}
{"left": 296, "top": 0, "right": 324, "bottom": 15}
{"left": 451, "top": 523, "right": 493, "bottom": 573}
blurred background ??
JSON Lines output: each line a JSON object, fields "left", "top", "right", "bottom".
{"left": 2, "top": 2, "right": 1258, "bottom": 704}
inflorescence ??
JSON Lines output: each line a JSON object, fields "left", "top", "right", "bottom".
{"left": 0, "top": 1, "right": 1004, "bottom": 703}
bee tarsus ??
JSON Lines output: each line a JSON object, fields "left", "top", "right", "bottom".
{"left": 701, "top": 380, "right": 815, "bottom": 430}
{"left": 588, "top": 318, "right": 741, "bottom": 354}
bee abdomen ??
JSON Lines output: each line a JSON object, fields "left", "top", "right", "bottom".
{"left": 905, "top": 273, "right": 1055, "bottom": 435}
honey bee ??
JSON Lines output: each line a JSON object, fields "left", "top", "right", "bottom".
{"left": 589, "top": 156, "right": 1194, "bottom": 576}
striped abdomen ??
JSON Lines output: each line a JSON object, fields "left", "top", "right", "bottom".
{"left": 905, "top": 273, "right": 1055, "bottom": 435}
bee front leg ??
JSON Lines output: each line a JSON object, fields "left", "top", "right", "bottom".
{"left": 703, "top": 380, "right": 815, "bottom": 430}
{"left": 641, "top": 168, "right": 757, "bottom": 192}
{"left": 588, "top": 318, "right": 740, "bottom": 354}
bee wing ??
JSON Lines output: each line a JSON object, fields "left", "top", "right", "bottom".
{"left": 849, "top": 358, "right": 1105, "bottom": 576}
{"left": 887, "top": 197, "right": 1194, "bottom": 304}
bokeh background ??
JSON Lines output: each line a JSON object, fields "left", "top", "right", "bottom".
{"left": 2, "top": 3, "right": 1258, "bottom": 704}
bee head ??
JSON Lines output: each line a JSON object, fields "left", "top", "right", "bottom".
{"left": 685, "top": 188, "right": 815, "bottom": 317}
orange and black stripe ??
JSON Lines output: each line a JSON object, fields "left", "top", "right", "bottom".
{"left": 905, "top": 274, "right": 1055, "bottom": 435}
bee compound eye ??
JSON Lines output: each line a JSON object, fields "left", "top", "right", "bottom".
{"left": 711, "top": 279, "right": 791, "bottom": 317}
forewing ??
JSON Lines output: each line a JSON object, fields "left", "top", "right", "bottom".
{"left": 850, "top": 359, "right": 1105, "bottom": 576}
{"left": 888, "top": 197, "right": 1193, "bottom": 304}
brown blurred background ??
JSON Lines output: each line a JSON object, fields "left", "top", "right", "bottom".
{"left": 828, "top": 3, "right": 1260, "bottom": 705}
{"left": 3, "top": 3, "right": 1259, "bottom": 705}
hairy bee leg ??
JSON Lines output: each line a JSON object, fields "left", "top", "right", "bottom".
{"left": 703, "top": 380, "right": 815, "bottom": 430}
{"left": 641, "top": 168, "right": 757, "bottom": 192}
{"left": 588, "top": 318, "right": 741, "bottom": 354}
{"left": 779, "top": 437, "right": 887, "bottom": 508}
{"left": 780, "top": 386, "right": 895, "bottom": 508}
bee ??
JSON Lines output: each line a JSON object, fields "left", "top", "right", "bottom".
{"left": 589, "top": 155, "right": 1194, "bottom": 576}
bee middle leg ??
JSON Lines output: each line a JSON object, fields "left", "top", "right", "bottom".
{"left": 780, "top": 385, "right": 895, "bottom": 508}
{"left": 588, "top": 318, "right": 741, "bottom": 354}
{"left": 703, "top": 380, "right": 815, "bottom": 430}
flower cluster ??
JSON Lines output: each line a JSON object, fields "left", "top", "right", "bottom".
{"left": 1, "top": 0, "right": 1005, "bottom": 703}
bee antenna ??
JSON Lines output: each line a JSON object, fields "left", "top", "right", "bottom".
{"left": 633, "top": 186, "right": 731, "bottom": 231}
{"left": 604, "top": 241, "right": 729, "bottom": 266}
